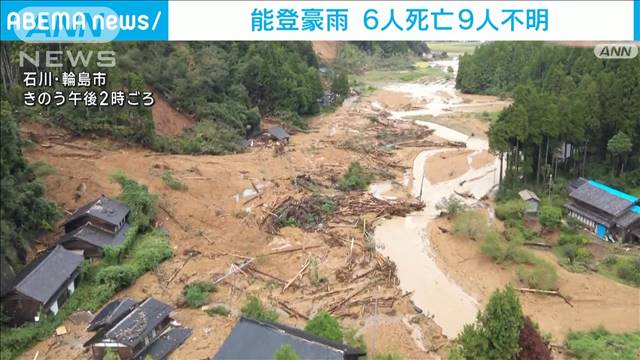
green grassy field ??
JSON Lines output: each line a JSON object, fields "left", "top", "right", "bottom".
{"left": 428, "top": 42, "right": 481, "bottom": 55}
{"left": 354, "top": 66, "right": 449, "bottom": 84}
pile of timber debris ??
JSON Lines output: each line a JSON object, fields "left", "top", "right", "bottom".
{"left": 261, "top": 195, "right": 336, "bottom": 234}
{"left": 262, "top": 192, "right": 424, "bottom": 234}
{"left": 332, "top": 192, "right": 425, "bottom": 220}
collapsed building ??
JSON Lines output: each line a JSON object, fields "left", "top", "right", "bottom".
{"left": 84, "top": 297, "right": 191, "bottom": 360}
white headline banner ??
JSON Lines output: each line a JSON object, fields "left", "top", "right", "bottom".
{"left": 169, "top": 1, "right": 637, "bottom": 41}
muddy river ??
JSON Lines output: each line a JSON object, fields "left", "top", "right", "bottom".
{"left": 373, "top": 59, "right": 502, "bottom": 338}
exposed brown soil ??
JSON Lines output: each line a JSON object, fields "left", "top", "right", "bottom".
{"left": 470, "top": 151, "right": 495, "bottom": 169}
{"left": 372, "top": 90, "right": 415, "bottom": 111}
{"left": 425, "top": 149, "right": 472, "bottom": 184}
{"left": 312, "top": 41, "right": 338, "bottom": 62}
{"left": 18, "top": 95, "right": 447, "bottom": 360}
{"left": 16, "top": 84, "right": 638, "bottom": 360}
{"left": 151, "top": 93, "right": 195, "bottom": 136}
{"left": 428, "top": 217, "right": 640, "bottom": 343}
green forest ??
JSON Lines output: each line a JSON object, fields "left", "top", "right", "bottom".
{"left": 1, "top": 42, "right": 323, "bottom": 154}
{"left": 0, "top": 41, "right": 424, "bottom": 272}
{"left": 1, "top": 101, "right": 59, "bottom": 270}
{"left": 456, "top": 42, "right": 640, "bottom": 194}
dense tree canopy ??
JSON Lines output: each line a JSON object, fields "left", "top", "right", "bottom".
{"left": 455, "top": 287, "right": 524, "bottom": 359}
{"left": 0, "top": 41, "right": 325, "bottom": 269}
{"left": 1, "top": 42, "right": 324, "bottom": 155}
{"left": 0, "top": 101, "right": 59, "bottom": 270}
{"left": 458, "top": 42, "right": 640, "bottom": 191}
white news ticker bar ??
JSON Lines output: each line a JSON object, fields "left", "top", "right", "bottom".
{"left": 169, "top": 1, "right": 634, "bottom": 41}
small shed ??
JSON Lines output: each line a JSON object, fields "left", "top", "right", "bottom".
{"left": 64, "top": 195, "right": 130, "bottom": 234}
{"left": 518, "top": 189, "right": 540, "bottom": 215}
{"left": 266, "top": 127, "right": 290, "bottom": 143}
{"left": 59, "top": 223, "right": 130, "bottom": 258}
{"left": 213, "top": 316, "right": 366, "bottom": 360}
{"left": 0, "top": 246, "right": 83, "bottom": 326}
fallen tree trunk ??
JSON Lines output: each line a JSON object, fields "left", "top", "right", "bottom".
{"left": 283, "top": 257, "right": 311, "bottom": 292}
{"left": 277, "top": 300, "right": 309, "bottom": 320}
{"left": 523, "top": 241, "right": 552, "bottom": 248}
{"left": 516, "top": 287, "right": 573, "bottom": 307}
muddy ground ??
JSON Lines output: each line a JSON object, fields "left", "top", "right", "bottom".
{"left": 428, "top": 217, "right": 640, "bottom": 342}
{"left": 19, "top": 92, "right": 454, "bottom": 360}
{"left": 16, "top": 74, "right": 639, "bottom": 360}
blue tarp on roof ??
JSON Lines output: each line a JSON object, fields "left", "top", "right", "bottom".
{"left": 632, "top": 206, "right": 640, "bottom": 214}
{"left": 588, "top": 180, "right": 638, "bottom": 203}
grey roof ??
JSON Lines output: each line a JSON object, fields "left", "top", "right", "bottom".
{"left": 569, "top": 183, "right": 634, "bottom": 216}
{"left": 0, "top": 246, "right": 83, "bottom": 304}
{"left": 135, "top": 326, "right": 192, "bottom": 360}
{"left": 616, "top": 210, "right": 640, "bottom": 229}
{"left": 102, "top": 298, "right": 173, "bottom": 347}
{"left": 87, "top": 298, "right": 137, "bottom": 332}
{"left": 267, "top": 127, "right": 290, "bottom": 141}
{"left": 213, "top": 317, "right": 366, "bottom": 360}
{"left": 66, "top": 195, "right": 129, "bottom": 228}
{"left": 518, "top": 190, "right": 540, "bottom": 202}
{"left": 60, "top": 223, "right": 129, "bottom": 250}
{"left": 568, "top": 178, "right": 587, "bottom": 191}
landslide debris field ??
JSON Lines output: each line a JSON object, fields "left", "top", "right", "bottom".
{"left": 19, "top": 61, "right": 639, "bottom": 360}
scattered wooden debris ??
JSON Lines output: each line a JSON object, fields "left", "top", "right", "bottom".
{"left": 276, "top": 300, "right": 309, "bottom": 320}
{"left": 516, "top": 287, "right": 573, "bottom": 307}
{"left": 283, "top": 257, "right": 311, "bottom": 292}
{"left": 214, "top": 258, "right": 255, "bottom": 285}
{"left": 55, "top": 326, "right": 67, "bottom": 336}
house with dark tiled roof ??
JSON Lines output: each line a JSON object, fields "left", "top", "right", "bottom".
{"left": 566, "top": 179, "right": 640, "bottom": 243}
{"left": 0, "top": 246, "right": 83, "bottom": 326}
{"left": 64, "top": 195, "right": 129, "bottom": 234}
{"left": 213, "top": 316, "right": 366, "bottom": 360}
{"left": 84, "top": 297, "right": 191, "bottom": 360}
{"left": 87, "top": 298, "right": 137, "bottom": 332}
{"left": 59, "top": 223, "right": 130, "bottom": 258}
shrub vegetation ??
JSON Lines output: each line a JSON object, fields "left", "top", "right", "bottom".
{"left": 206, "top": 305, "right": 231, "bottom": 317}
{"left": 338, "top": 162, "right": 373, "bottom": 190}
{"left": 241, "top": 296, "right": 279, "bottom": 322}
{"left": 304, "top": 310, "right": 343, "bottom": 342}
{"left": 452, "top": 211, "right": 488, "bottom": 241}
{"left": 454, "top": 287, "right": 523, "bottom": 359}
{"left": 160, "top": 171, "right": 187, "bottom": 191}
{"left": 274, "top": 344, "right": 301, "bottom": 360}
{"left": 566, "top": 328, "right": 640, "bottom": 360}
{"left": 435, "top": 195, "right": 465, "bottom": 218}
{"left": 183, "top": 281, "right": 217, "bottom": 308}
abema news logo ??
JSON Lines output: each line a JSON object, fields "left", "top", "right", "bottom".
{"left": 2, "top": 1, "right": 168, "bottom": 42}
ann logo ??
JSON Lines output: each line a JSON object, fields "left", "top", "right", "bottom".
{"left": 594, "top": 44, "right": 638, "bottom": 59}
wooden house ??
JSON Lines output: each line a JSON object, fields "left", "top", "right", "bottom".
{"left": 566, "top": 180, "right": 640, "bottom": 242}
{"left": 85, "top": 297, "right": 191, "bottom": 360}
{"left": 64, "top": 195, "right": 129, "bottom": 234}
{"left": 59, "top": 223, "right": 130, "bottom": 259}
{"left": 0, "top": 246, "right": 83, "bottom": 326}
{"left": 213, "top": 316, "right": 366, "bottom": 360}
